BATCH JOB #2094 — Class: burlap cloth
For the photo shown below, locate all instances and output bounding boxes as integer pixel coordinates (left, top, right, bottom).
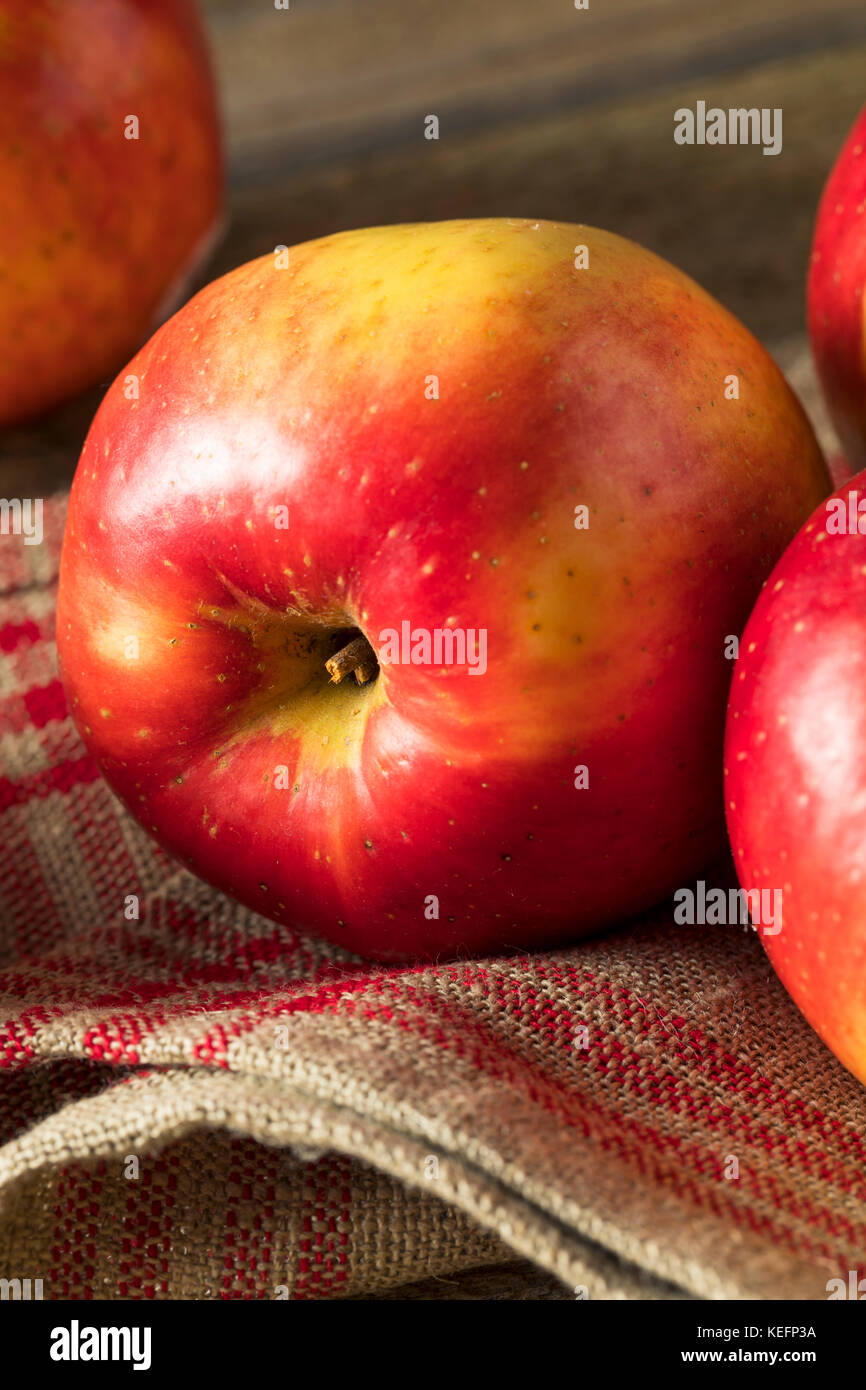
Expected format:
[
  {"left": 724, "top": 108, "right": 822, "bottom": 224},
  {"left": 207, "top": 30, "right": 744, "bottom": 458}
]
[{"left": 1, "top": 495, "right": 865, "bottom": 1301}]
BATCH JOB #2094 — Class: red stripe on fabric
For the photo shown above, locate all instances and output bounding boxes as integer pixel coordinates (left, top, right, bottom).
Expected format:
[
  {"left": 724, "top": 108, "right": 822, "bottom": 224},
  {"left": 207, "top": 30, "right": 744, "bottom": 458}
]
[
  {"left": 293, "top": 1155, "right": 350, "bottom": 1300},
  {"left": 436, "top": 961, "right": 866, "bottom": 1197},
  {"left": 83, "top": 1018, "right": 148, "bottom": 1066},
  {"left": 428, "top": 954, "right": 866, "bottom": 1175},
  {"left": 224, "top": 959, "right": 861, "bottom": 1260},
  {"left": 190, "top": 977, "right": 856, "bottom": 1255},
  {"left": 0, "top": 619, "right": 41, "bottom": 653},
  {"left": 384, "top": 967, "right": 866, "bottom": 1252},
  {"left": 84, "top": 978, "right": 388, "bottom": 1065},
  {"left": 0, "top": 691, "right": 50, "bottom": 736},
  {"left": 50, "top": 1167, "right": 99, "bottom": 1299},
  {"left": 6, "top": 945, "right": 864, "bottom": 1204},
  {"left": 532, "top": 960, "right": 866, "bottom": 1169},
  {"left": 6, "top": 963, "right": 865, "bottom": 1272},
  {"left": 190, "top": 977, "right": 393, "bottom": 1063},
  {"left": 117, "top": 1151, "right": 174, "bottom": 1298},
  {"left": 22, "top": 678, "right": 68, "bottom": 729},
  {"left": 0, "top": 754, "right": 100, "bottom": 812},
  {"left": 219, "top": 1141, "right": 280, "bottom": 1299},
  {"left": 0, "top": 1015, "right": 44, "bottom": 1067}
]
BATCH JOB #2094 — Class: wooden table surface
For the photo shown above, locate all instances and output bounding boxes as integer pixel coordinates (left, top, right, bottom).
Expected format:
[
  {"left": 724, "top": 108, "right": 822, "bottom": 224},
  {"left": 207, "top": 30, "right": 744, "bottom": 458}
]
[{"left": 2, "top": 0, "right": 864, "bottom": 1299}]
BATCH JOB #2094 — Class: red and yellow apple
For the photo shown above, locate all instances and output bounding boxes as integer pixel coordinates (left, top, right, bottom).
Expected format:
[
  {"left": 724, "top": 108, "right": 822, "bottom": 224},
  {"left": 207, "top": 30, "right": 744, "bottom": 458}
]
[
  {"left": 57, "top": 219, "right": 829, "bottom": 961},
  {"left": 0, "top": 0, "right": 222, "bottom": 427},
  {"left": 808, "top": 104, "right": 866, "bottom": 472},
  {"left": 725, "top": 473, "right": 866, "bottom": 1085}
]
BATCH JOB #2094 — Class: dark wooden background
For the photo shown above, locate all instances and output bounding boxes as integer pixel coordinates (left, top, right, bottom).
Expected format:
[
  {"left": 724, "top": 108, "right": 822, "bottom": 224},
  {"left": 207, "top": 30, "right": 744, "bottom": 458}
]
[
  {"left": 2, "top": 0, "right": 864, "bottom": 1299},
  {"left": 3, "top": 0, "right": 866, "bottom": 493}
]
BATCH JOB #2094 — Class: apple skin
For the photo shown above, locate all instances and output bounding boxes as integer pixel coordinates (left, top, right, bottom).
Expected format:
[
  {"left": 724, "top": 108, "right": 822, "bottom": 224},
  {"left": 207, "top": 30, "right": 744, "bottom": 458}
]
[
  {"left": 808, "top": 105, "right": 866, "bottom": 472},
  {"left": 0, "top": 0, "right": 222, "bottom": 427},
  {"left": 725, "top": 472, "right": 866, "bottom": 1085},
  {"left": 57, "top": 219, "right": 830, "bottom": 962}
]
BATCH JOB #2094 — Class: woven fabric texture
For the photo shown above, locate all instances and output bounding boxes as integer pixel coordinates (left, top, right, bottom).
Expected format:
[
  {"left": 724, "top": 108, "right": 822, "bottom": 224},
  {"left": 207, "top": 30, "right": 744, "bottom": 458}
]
[{"left": 1, "top": 495, "right": 865, "bottom": 1301}]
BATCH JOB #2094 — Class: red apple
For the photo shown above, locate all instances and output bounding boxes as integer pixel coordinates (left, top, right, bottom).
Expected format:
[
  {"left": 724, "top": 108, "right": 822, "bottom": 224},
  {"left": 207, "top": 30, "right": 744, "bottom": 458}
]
[
  {"left": 0, "top": 0, "right": 222, "bottom": 427},
  {"left": 57, "top": 218, "right": 829, "bottom": 962},
  {"left": 725, "top": 472, "right": 866, "bottom": 1084},
  {"left": 808, "top": 104, "right": 866, "bottom": 472}
]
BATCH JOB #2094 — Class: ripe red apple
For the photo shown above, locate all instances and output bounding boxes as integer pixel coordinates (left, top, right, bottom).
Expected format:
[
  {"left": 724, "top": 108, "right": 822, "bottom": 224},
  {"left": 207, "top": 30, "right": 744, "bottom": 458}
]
[
  {"left": 808, "top": 104, "right": 866, "bottom": 472},
  {"left": 57, "top": 219, "right": 829, "bottom": 962},
  {"left": 725, "top": 473, "right": 866, "bottom": 1084},
  {"left": 0, "top": 0, "right": 222, "bottom": 427}
]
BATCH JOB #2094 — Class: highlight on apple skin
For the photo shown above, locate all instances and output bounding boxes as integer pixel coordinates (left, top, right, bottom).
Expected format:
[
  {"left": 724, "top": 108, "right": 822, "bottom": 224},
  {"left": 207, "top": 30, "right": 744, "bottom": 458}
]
[
  {"left": 0, "top": 0, "right": 222, "bottom": 428},
  {"left": 725, "top": 472, "right": 866, "bottom": 1086},
  {"left": 56, "top": 218, "right": 830, "bottom": 962},
  {"left": 808, "top": 103, "right": 866, "bottom": 473}
]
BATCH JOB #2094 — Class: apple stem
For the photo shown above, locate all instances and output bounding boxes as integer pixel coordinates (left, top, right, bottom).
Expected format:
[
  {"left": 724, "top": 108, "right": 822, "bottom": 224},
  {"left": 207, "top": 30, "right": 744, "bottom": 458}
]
[{"left": 326, "top": 635, "right": 378, "bottom": 685}]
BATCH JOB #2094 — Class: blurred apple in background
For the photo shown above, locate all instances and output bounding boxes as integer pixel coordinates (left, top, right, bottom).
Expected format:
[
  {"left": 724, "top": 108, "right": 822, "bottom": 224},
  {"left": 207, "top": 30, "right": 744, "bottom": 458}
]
[
  {"left": 725, "top": 473, "right": 866, "bottom": 1086},
  {"left": 0, "top": 0, "right": 222, "bottom": 428},
  {"left": 808, "top": 103, "right": 866, "bottom": 473},
  {"left": 58, "top": 218, "right": 829, "bottom": 961}
]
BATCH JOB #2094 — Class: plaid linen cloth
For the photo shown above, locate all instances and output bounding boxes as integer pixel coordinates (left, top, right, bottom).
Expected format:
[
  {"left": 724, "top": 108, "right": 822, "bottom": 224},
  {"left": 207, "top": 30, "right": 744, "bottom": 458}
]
[{"left": 0, "top": 494, "right": 865, "bottom": 1300}]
